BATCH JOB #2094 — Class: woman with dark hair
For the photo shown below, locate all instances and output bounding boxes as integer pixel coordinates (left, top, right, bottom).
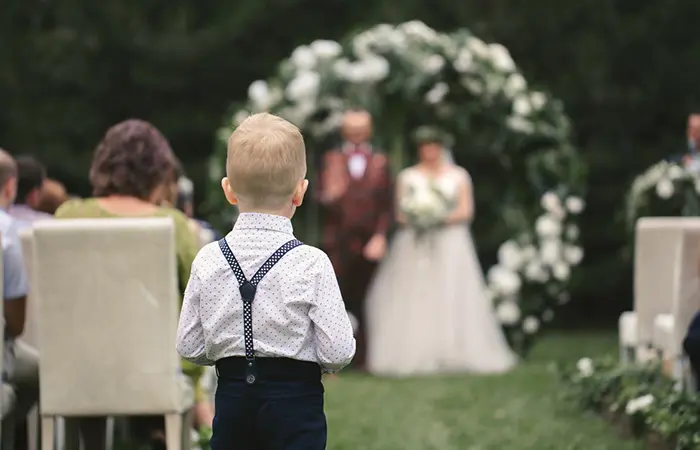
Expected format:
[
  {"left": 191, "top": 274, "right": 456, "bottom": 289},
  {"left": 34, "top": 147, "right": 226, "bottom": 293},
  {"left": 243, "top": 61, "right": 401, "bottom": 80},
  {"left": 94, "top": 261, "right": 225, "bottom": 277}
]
[{"left": 55, "top": 119, "right": 211, "bottom": 449}]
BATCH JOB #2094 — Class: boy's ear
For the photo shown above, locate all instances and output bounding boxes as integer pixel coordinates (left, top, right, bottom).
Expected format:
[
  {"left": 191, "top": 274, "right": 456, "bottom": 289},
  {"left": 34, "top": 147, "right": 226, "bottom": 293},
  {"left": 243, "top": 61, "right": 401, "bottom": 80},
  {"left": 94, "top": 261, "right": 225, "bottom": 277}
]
[
  {"left": 292, "top": 179, "right": 309, "bottom": 207},
  {"left": 221, "top": 177, "right": 238, "bottom": 205}
]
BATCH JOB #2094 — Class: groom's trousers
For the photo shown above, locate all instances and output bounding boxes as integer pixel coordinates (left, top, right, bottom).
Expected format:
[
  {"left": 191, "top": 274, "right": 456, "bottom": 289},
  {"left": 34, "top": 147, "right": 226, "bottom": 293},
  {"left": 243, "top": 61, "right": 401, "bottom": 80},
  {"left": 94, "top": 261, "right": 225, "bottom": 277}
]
[{"left": 210, "top": 357, "right": 326, "bottom": 450}]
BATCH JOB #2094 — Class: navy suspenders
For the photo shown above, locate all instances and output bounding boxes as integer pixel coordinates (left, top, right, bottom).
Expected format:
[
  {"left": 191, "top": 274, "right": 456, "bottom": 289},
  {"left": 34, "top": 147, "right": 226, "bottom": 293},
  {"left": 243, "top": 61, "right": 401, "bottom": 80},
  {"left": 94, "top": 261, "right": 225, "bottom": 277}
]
[{"left": 218, "top": 238, "right": 304, "bottom": 384}]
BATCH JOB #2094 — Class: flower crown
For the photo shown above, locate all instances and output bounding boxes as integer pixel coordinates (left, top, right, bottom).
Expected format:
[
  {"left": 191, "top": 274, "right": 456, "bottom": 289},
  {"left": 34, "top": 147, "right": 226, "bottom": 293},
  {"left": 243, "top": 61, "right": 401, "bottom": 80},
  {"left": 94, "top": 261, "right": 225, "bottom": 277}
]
[{"left": 413, "top": 126, "right": 454, "bottom": 148}]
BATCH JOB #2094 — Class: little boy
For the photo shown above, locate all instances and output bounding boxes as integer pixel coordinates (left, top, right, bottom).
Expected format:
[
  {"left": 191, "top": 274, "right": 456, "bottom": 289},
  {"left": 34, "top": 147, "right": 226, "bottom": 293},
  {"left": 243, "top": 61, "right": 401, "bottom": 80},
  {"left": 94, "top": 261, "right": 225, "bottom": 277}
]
[{"left": 176, "top": 113, "right": 356, "bottom": 450}]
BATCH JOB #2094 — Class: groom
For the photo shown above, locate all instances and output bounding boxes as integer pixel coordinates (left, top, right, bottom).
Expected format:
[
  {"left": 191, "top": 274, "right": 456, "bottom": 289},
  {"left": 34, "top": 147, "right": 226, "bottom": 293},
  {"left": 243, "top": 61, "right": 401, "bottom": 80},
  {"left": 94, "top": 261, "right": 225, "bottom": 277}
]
[{"left": 317, "top": 109, "right": 393, "bottom": 370}]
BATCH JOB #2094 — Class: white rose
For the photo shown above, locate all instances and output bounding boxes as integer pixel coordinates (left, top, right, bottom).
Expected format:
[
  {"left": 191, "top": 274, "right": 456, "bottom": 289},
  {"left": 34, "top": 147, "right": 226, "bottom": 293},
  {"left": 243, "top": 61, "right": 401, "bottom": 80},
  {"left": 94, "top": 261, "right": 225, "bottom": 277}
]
[
  {"left": 667, "top": 165, "right": 684, "bottom": 180},
  {"left": 310, "top": 39, "right": 342, "bottom": 59},
  {"left": 248, "top": 80, "right": 271, "bottom": 111},
  {"left": 359, "top": 55, "right": 390, "bottom": 82},
  {"left": 424, "top": 55, "right": 445, "bottom": 75},
  {"left": 540, "top": 239, "right": 561, "bottom": 265},
  {"left": 522, "top": 316, "right": 540, "bottom": 334},
  {"left": 552, "top": 262, "right": 570, "bottom": 281},
  {"left": 563, "top": 245, "right": 584, "bottom": 265},
  {"left": 542, "top": 309, "right": 554, "bottom": 322},
  {"left": 655, "top": 178, "right": 674, "bottom": 199},
  {"left": 290, "top": 45, "right": 317, "bottom": 70},
  {"left": 520, "top": 245, "right": 537, "bottom": 262},
  {"left": 504, "top": 73, "right": 527, "bottom": 98},
  {"left": 285, "top": 71, "right": 321, "bottom": 102},
  {"left": 462, "top": 78, "right": 484, "bottom": 95},
  {"left": 558, "top": 292, "right": 570, "bottom": 305},
  {"left": 506, "top": 116, "right": 535, "bottom": 134},
  {"left": 566, "top": 225, "right": 580, "bottom": 240},
  {"left": 489, "top": 43, "right": 515, "bottom": 72},
  {"left": 425, "top": 82, "right": 449, "bottom": 105},
  {"left": 466, "top": 36, "right": 490, "bottom": 58},
  {"left": 453, "top": 49, "right": 474, "bottom": 72},
  {"left": 625, "top": 394, "right": 654, "bottom": 415},
  {"left": 524, "top": 259, "right": 548, "bottom": 282},
  {"left": 513, "top": 96, "right": 532, "bottom": 116},
  {"left": 487, "top": 265, "right": 522, "bottom": 296},
  {"left": 535, "top": 215, "right": 562, "bottom": 237},
  {"left": 496, "top": 301, "right": 521, "bottom": 325},
  {"left": 529, "top": 91, "right": 547, "bottom": 110},
  {"left": 540, "top": 192, "right": 565, "bottom": 218},
  {"left": 576, "top": 357, "right": 594, "bottom": 377},
  {"left": 497, "top": 240, "right": 523, "bottom": 270},
  {"left": 565, "top": 196, "right": 585, "bottom": 214}
]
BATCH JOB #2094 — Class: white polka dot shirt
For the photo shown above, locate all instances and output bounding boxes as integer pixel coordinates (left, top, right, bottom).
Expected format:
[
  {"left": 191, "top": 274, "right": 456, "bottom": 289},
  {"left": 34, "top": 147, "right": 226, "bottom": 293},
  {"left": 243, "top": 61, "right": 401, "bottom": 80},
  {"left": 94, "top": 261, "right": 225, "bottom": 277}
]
[{"left": 176, "top": 212, "right": 356, "bottom": 373}]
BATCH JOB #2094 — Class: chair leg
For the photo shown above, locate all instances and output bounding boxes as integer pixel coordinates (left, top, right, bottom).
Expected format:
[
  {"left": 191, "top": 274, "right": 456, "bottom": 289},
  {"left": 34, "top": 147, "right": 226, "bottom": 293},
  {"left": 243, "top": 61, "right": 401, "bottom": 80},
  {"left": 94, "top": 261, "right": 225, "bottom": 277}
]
[
  {"left": 165, "top": 413, "right": 182, "bottom": 450},
  {"left": 105, "top": 417, "right": 114, "bottom": 450},
  {"left": 183, "top": 409, "right": 194, "bottom": 450},
  {"left": 41, "top": 417, "right": 54, "bottom": 450}
]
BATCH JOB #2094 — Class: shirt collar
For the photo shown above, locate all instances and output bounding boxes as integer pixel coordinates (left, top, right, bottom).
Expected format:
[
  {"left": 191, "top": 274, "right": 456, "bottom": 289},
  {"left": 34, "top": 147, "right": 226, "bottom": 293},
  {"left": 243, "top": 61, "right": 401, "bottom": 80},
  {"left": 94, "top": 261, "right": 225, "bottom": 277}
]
[{"left": 233, "top": 212, "right": 294, "bottom": 235}]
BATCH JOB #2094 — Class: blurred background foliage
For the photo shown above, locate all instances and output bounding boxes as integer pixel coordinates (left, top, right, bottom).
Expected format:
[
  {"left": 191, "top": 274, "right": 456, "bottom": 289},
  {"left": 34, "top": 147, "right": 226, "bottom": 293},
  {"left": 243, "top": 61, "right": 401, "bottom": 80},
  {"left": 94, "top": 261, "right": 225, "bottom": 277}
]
[{"left": 3, "top": 0, "right": 700, "bottom": 325}]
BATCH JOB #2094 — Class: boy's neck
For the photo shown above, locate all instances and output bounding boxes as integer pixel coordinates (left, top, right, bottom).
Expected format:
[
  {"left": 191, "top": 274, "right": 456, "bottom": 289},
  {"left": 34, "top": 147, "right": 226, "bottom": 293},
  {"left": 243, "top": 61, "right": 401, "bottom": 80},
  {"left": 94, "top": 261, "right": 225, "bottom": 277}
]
[{"left": 237, "top": 205, "right": 295, "bottom": 219}]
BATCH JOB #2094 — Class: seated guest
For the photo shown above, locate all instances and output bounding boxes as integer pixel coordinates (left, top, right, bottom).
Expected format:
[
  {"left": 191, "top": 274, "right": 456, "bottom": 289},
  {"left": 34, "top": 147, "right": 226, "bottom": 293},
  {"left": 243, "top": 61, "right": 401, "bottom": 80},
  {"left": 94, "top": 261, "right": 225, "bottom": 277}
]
[
  {"left": 0, "top": 149, "right": 40, "bottom": 447},
  {"left": 9, "top": 155, "right": 53, "bottom": 228},
  {"left": 683, "top": 310, "right": 700, "bottom": 390},
  {"left": 54, "top": 119, "right": 209, "bottom": 450},
  {"left": 35, "top": 179, "right": 68, "bottom": 215}
]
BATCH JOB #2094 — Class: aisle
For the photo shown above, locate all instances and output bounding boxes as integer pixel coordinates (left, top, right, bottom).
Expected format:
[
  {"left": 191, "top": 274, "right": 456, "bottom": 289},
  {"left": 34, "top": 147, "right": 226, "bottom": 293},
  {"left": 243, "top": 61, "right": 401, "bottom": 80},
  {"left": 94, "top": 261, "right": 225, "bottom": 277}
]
[{"left": 324, "top": 332, "right": 644, "bottom": 450}]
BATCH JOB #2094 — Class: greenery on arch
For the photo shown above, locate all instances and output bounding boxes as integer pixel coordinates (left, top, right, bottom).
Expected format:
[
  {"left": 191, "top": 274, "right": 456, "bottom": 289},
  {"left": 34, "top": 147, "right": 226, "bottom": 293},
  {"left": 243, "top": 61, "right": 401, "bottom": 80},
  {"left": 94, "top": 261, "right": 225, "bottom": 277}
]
[{"left": 211, "top": 21, "right": 586, "bottom": 355}]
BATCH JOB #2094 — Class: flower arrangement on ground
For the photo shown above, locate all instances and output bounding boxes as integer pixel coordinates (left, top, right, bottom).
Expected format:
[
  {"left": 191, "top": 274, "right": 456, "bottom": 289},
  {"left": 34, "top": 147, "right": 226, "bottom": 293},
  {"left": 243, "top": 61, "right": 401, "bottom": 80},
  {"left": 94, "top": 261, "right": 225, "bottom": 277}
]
[{"left": 211, "top": 20, "right": 586, "bottom": 354}]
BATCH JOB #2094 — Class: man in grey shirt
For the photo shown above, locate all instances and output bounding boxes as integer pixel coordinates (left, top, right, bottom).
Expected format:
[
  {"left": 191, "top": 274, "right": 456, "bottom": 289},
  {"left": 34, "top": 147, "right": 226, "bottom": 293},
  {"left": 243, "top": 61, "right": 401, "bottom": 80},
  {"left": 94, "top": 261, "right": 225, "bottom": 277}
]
[{"left": 0, "top": 149, "right": 39, "bottom": 446}]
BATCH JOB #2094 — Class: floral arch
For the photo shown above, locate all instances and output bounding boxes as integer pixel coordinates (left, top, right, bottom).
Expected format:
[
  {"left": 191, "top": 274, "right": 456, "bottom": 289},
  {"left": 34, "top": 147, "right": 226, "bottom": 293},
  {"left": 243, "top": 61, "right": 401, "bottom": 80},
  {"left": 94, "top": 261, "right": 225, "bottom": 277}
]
[{"left": 211, "top": 21, "right": 586, "bottom": 355}]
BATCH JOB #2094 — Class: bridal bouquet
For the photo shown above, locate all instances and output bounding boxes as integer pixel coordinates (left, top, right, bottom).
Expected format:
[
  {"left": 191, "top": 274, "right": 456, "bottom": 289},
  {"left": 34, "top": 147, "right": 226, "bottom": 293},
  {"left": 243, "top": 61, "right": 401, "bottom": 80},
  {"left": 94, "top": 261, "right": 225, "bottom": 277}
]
[{"left": 400, "top": 181, "right": 454, "bottom": 231}]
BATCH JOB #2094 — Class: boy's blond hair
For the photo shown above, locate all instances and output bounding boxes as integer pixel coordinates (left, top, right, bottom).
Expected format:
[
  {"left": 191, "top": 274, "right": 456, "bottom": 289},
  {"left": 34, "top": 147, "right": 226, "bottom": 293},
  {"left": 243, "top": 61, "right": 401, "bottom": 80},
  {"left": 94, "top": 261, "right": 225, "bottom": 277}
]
[{"left": 226, "top": 113, "right": 307, "bottom": 209}]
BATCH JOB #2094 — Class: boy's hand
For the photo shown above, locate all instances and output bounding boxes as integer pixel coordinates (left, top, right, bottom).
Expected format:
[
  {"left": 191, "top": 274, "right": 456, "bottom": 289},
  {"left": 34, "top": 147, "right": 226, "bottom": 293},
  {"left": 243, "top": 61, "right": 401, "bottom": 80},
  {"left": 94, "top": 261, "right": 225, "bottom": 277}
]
[{"left": 363, "top": 234, "right": 386, "bottom": 261}]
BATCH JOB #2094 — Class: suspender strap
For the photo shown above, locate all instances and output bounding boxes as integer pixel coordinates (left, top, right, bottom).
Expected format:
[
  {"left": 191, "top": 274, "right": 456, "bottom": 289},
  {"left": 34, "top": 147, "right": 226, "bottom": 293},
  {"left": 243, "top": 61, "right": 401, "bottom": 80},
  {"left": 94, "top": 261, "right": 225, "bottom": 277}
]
[{"left": 218, "top": 238, "right": 303, "bottom": 384}]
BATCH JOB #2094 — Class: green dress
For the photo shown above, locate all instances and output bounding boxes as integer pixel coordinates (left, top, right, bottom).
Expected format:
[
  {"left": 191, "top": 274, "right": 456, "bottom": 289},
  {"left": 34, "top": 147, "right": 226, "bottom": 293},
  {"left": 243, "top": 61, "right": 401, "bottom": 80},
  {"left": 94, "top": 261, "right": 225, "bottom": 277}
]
[{"left": 55, "top": 198, "right": 206, "bottom": 401}]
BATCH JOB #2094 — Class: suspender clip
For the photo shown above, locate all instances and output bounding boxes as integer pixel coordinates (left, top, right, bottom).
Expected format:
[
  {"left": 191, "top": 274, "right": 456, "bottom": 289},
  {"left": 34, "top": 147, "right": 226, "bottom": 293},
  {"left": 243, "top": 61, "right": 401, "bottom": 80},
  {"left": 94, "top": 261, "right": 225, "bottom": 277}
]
[{"left": 245, "top": 359, "right": 257, "bottom": 385}]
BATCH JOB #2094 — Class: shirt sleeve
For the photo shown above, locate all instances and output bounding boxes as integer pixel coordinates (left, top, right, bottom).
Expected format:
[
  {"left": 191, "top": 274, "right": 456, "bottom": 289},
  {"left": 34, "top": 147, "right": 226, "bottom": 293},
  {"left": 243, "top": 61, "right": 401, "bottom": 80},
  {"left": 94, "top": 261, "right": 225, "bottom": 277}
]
[
  {"left": 3, "top": 225, "right": 28, "bottom": 301},
  {"left": 176, "top": 264, "right": 213, "bottom": 366},
  {"left": 308, "top": 253, "right": 356, "bottom": 372}
]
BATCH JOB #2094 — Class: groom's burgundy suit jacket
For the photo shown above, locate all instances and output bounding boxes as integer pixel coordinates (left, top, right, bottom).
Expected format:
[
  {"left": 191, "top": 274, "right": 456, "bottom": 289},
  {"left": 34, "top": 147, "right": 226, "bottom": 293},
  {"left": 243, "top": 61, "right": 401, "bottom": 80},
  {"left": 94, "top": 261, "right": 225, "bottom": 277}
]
[{"left": 317, "top": 147, "right": 393, "bottom": 265}]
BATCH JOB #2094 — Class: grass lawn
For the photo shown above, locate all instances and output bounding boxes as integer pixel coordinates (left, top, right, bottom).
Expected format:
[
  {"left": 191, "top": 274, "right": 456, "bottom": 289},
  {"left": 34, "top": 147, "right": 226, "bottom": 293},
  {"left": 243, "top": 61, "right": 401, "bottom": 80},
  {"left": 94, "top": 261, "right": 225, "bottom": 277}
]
[{"left": 324, "top": 331, "right": 644, "bottom": 450}]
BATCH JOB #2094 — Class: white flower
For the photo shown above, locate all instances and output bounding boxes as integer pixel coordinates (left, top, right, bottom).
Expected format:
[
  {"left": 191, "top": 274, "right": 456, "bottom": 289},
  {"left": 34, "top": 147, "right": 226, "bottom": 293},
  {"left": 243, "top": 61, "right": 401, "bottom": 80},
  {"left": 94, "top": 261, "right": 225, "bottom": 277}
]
[
  {"left": 489, "top": 43, "right": 515, "bottom": 72},
  {"left": 535, "top": 214, "right": 562, "bottom": 237},
  {"left": 625, "top": 394, "right": 654, "bottom": 415},
  {"left": 565, "top": 196, "right": 585, "bottom": 214},
  {"left": 357, "top": 55, "right": 390, "bottom": 82},
  {"left": 520, "top": 245, "right": 537, "bottom": 262},
  {"left": 453, "top": 49, "right": 474, "bottom": 72},
  {"left": 542, "top": 309, "right": 554, "bottom": 322},
  {"left": 462, "top": 78, "right": 484, "bottom": 95},
  {"left": 310, "top": 39, "right": 342, "bottom": 59},
  {"left": 576, "top": 357, "right": 594, "bottom": 377},
  {"left": 506, "top": 116, "right": 535, "bottom": 134},
  {"left": 540, "top": 192, "right": 565, "bottom": 218},
  {"left": 466, "top": 36, "right": 490, "bottom": 58},
  {"left": 425, "top": 82, "right": 449, "bottom": 105},
  {"left": 540, "top": 239, "right": 561, "bottom": 265},
  {"left": 498, "top": 240, "right": 523, "bottom": 270},
  {"left": 513, "top": 96, "right": 532, "bottom": 116},
  {"left": 233, "top": 110, "right": 250, "bottom": 126},
  {"left": 529, "top": 91, "right": 547, "bottom": 110},
  {"left": 552, "top": 262, "right": 570, "bottom": 281},
  {"left": 290, "top": 45, "right": 317, "bottom": 70},
  {"left": 563, "top": 245, "right": 584, "bottom": 265},
  {"left": 524, "top": 259, "right": 548, "bottom": 282},
  {"left": 424, "top": 55, "right": 445, "bottom": 75},
  {"left": 496, "top": 301, "right": 521, "bottom": 325},
  {"left": 557, "top": 292, "right": 570, "bottom": 305},
  {"left": 285, "top": 71, "right": 321, "bottom": 102},
  {"left": 566, "top": 225, "right": 580, "bottom": 241},
  {"left": 667, "top": 165, "right": 684, "bottom": 180},
  {"left": 487, "top": 265, "right": 522, "bottom": 296},
  {"left": 522, "top": 316, "right": 540, "bottom": 334},
  {"left": 655, "top": 178, "right": 674, "bottom": 199},
  {"left": 504, "top": 73, "right": 527, "bottom": 97},
  {"left": 248, "top": 80, "right": 271, "bottom": 111}
]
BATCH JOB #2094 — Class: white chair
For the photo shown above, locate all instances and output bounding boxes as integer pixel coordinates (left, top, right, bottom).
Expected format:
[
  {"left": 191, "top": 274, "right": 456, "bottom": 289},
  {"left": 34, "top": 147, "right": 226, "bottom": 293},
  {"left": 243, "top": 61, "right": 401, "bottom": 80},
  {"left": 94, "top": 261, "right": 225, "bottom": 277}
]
[
  {"left": 623, "top": 218, "right": 690, "bottom": 362},
  {"left": 619, "top": 311, "right": 637, "bottom": 364},
  {"left": 33, "top": 218, "right": 194, "bottom": 450},
  {"left": 648, "top": 219, "right": 700, "bottom": 389}
]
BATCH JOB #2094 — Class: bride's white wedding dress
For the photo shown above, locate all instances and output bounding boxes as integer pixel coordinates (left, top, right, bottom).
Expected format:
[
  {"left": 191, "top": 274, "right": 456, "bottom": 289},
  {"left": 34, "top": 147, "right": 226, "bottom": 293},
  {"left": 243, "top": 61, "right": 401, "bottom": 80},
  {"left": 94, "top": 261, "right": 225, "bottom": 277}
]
[{"left": 366, "top": 166, "right": 517, "bottom": 376}]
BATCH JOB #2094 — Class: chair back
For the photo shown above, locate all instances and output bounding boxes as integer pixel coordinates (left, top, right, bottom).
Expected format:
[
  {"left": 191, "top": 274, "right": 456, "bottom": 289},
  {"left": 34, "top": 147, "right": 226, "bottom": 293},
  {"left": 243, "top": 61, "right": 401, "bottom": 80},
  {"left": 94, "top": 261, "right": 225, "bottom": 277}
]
[
  {"left": 33, "top": 218, "right": 182, "bottom": 415},
  {"left": 19, "top": 229, "right": 40, "bottom": 349},
  {"left": 634, "top": 218, "right": 690, "bottom": 348},
  {"left": 669, "top": 220, "right": 700, "bottom": 357}
]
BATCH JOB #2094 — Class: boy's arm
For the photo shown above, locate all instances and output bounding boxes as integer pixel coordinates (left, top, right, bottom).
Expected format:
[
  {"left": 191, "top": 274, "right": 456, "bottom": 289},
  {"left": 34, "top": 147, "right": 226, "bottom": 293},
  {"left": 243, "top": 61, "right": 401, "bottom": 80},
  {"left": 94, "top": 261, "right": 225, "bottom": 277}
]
[
  {"left": 176, "top": 268, "right": 213, "bottom": 366},
  {"left": 308, "top": 253, "right": 356, "bottom": 372}
]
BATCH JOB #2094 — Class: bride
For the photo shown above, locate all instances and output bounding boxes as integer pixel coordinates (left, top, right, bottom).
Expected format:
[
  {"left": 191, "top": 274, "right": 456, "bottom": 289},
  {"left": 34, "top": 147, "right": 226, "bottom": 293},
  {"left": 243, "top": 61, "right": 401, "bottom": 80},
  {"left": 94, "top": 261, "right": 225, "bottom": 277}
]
[{"left": 366, "top": 127, "right": 517, "bottom": 377}]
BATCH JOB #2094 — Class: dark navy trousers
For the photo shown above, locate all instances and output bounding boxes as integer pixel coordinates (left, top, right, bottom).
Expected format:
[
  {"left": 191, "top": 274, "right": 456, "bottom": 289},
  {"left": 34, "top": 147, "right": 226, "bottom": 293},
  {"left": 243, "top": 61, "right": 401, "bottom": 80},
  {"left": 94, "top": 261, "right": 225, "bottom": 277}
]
[{"left": 211, "top": 379, "right": 327, "bottom": 450}]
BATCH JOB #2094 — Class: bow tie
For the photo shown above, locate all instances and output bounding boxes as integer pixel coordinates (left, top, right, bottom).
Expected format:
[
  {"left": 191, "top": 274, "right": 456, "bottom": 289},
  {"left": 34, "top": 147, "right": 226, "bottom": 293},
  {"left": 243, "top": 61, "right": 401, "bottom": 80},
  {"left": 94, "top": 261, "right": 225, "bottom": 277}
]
[{"left": 348, "top": 144, "right": 369, "bottom": 156}]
